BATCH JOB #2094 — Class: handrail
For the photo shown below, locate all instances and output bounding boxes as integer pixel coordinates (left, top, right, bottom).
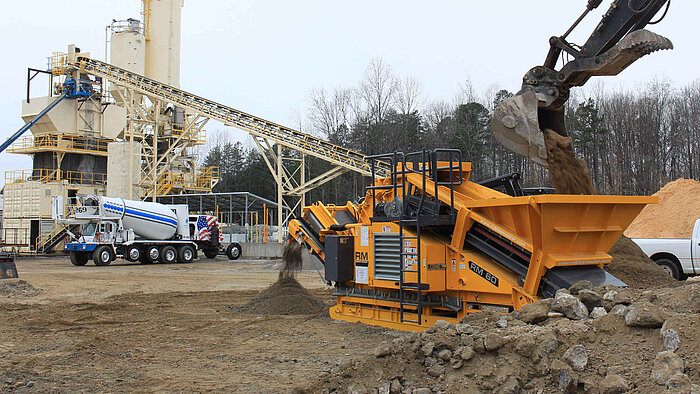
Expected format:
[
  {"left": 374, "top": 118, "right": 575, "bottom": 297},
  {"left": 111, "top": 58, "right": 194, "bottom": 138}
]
[
  {"left": 8, "top": 133, "right": 110, "bottom": 155},
  {"left": 5, "top": 168, "right": 107, "bottom": 185}
]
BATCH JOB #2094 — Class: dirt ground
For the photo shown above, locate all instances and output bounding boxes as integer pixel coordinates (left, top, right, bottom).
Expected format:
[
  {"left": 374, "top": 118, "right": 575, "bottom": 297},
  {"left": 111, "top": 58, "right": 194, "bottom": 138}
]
[{"left": 0, "top": 256, "right": 391, "bottom": 392}]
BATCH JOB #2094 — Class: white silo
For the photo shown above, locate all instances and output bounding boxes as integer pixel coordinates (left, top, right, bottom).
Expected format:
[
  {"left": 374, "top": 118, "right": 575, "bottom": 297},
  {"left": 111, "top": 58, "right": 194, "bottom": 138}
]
[
  {"left": 109, "top": 18, "right": 146, "bottom": 104},
  {"left": 110, "top": 18, "right": 146, "bottom": 75},
  {"left": 145, "top": 0, "right": 183, "bottom": 87}
]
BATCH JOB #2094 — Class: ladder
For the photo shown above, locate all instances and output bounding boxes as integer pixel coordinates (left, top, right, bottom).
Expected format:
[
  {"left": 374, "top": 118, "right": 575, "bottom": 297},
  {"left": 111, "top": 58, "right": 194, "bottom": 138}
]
[
  {"left": 367, "top": 150, "right": 463, "bottom": 325},
  {"left": 73, "top": 57, "right": 390, "bottom": 177}
]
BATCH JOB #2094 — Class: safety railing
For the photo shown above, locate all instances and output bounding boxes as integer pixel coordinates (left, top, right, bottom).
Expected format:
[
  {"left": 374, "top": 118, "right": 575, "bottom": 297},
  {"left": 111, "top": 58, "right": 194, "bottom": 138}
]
[
  {"left": 154, "top": 166, "right": 220, "bottom": 196},
  {"left": 35, "top": 222, "right": 67, "bottom": 253},
  {"left": 50, "top": 52, "right": 70, "bottom": 76},
  {"left": 8, "top": 133, "right": 109, "bottom": 155},
  {"left": 0, "top": 228, "right": 30, "bottom": 247},
  {"left": 5, "top": 169, "right": 107, "bottom": 185}
]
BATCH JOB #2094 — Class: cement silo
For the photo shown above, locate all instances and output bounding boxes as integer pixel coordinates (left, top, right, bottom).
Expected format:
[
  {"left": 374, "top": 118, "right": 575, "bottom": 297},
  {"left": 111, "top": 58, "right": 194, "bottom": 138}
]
[
  {"left": 145, "top": 0, "right": 183, "bottom": 87},
  {"left": 109, "top": 18, "right": 146, "bottom": 104},
  {"left": 110, "top": 18, "right": 146, "bottom": 75}
]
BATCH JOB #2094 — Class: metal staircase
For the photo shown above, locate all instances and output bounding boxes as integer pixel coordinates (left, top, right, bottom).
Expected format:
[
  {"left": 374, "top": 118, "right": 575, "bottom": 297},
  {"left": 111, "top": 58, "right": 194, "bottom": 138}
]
[
  {"left": 73, "top": 57, "right": 390, "bottom": 177},
  {"left": 35, "top": 223, "right": 79, "bottom": 254},
  {"left": 367, "top": 149, "right": 463, "bottom": 325}
]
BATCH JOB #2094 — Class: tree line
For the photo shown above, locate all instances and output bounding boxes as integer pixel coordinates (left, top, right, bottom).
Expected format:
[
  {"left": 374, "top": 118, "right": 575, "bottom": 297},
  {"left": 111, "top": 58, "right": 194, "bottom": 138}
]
[{"left": 203, "top": 58, "right": 700, "bottom": 205}]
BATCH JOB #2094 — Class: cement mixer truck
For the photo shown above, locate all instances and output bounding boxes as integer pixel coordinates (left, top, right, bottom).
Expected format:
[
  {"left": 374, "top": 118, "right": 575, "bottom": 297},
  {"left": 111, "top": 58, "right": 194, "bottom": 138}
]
[{"left": 58, "top": 195, "right": 242, "bottom": 266}]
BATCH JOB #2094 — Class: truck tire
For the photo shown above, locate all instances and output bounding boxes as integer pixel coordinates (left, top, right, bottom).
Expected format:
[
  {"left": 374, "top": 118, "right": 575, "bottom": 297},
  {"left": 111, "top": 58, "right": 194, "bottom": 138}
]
[
  {"left": 654, "top": 257, "right": 684, "bottom": 280},
  {"left": 160, "top": 246, "right": 178, "bottom": 264},
  {"left": 204, "top": 249, "right": 218, "bottom": 259},
  {"left": 142, "top": 246, "right": 160, "bottom": 264},
  {"left": 93, "top": 246, "right": 114, "bottom": 266},
  {"left": 178, "top": 245, "right": 195, "bottom": 263},
  {"left": 125, "top": 246, "right": 141, "bottom": 262},
  {"left": 69, "top": 251, "right": 89, "bottom": 266},
  {"left": 226, "top": 243, "right": 242, "bottom": 260}
]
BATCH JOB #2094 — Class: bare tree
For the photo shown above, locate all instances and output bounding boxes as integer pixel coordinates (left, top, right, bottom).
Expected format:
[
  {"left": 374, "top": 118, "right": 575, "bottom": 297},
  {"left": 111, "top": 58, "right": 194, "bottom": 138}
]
[
  {"left": 307, "top": 87, "right": 353, "bottom": 143},
  {"left": 359, "top": 58, "right": 398, "bottom": 124},
  {"left": 394, "top": 76, "right": 424, "bottom": 115}
]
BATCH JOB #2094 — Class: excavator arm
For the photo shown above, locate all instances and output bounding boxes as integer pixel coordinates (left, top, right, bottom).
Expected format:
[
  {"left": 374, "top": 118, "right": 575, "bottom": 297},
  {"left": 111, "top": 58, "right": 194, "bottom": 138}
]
[{"left": 492, "top": 0, "right": 672, "bottom": 166}]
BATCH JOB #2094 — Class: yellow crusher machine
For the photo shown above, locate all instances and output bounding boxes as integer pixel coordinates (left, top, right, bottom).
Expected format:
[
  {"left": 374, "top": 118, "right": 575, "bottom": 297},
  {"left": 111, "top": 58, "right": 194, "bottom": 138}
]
[{"left": 289, "top": 150, "right": 656, "bottom": 331}]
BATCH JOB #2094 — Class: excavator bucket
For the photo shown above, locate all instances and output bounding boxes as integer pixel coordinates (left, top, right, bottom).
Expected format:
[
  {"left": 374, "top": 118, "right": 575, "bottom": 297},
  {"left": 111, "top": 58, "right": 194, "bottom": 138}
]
[
  {"left": 492, "top": 30, "right": 672, "bottom": 168},
  {"left": 492, "top": 91, "right": 548, "bottom": 167},
  {"left": 0, "top": 253, "right": 19, "bottom": 279}
]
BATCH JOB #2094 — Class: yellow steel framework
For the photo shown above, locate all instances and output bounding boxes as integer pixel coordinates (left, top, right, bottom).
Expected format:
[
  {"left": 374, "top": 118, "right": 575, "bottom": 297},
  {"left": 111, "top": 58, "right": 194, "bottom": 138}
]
[
  {"left": 155, "top": 166, "right": 219, "bottom": 196},
  {"left": 5, "top": 169, "right": 106, "bottom": 185},
  {"left": 8, "top": 133, "right": 110, "bottom": 156},
  {"left": 68, "top": 56, "right": 389, "bottom": 238},
  {"left": 48, "top": 52, "right": 218, "bottom": 199}
]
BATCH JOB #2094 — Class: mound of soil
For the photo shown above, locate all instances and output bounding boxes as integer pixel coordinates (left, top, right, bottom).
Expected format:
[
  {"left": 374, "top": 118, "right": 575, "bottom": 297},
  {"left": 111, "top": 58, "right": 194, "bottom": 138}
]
[
  {"left": 0, "top": 280, "right": 40, "bottom": 297},
  {"left": 606, "top": 236, "right": 678, "bottom": 288},
  {"left": 238, "top": 277, "right": 326, "bottom": 315},
  {"left": 625, "top": 178, "right": 700, "bottom": 239},
  {"left": 301, "top": 282, "right": 700, "bottom": 393}
]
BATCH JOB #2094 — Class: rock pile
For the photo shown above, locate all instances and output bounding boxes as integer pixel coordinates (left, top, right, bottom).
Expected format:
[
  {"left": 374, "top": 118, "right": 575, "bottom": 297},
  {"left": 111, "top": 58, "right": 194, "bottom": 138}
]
[{"left": 300, "top": 281, "right": 700, "bottom": 393}]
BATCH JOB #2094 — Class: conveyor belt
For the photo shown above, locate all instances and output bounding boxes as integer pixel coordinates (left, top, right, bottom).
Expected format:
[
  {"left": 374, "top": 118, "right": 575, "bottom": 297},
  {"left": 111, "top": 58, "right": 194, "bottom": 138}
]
[{"left": 74, "top": 57, "right": 389, "bottom": 177}]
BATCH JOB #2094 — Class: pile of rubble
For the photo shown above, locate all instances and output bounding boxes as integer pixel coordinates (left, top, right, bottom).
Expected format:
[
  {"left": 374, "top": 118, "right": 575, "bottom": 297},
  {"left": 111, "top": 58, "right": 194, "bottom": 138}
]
[{"left": 301, "top": 281, "right": 700, "bottom": 393}]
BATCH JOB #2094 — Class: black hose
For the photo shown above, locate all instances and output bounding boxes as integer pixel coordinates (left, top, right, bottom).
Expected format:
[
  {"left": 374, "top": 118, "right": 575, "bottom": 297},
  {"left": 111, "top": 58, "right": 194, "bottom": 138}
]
[
  {"left": 628, "top": 0, "right": 654, "bottom": 14},
  {"left": 648, "top": 0, "right": 671, "bottom": 24}
]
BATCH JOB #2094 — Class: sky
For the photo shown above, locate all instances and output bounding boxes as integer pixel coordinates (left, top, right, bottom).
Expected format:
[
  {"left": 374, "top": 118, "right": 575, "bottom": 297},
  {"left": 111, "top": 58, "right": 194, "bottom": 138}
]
[{"left": 1, "top": 0, "right": 697, "bottom": 189}]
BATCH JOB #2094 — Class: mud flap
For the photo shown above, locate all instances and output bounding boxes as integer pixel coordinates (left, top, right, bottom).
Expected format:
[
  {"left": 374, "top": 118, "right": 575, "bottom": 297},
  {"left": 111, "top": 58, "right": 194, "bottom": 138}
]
[
  {"left": 0, "top": 256, "right": 19, "bottom": 279},
  {"left": 492, "top": 91, "right": 548, "bottom": 167}
]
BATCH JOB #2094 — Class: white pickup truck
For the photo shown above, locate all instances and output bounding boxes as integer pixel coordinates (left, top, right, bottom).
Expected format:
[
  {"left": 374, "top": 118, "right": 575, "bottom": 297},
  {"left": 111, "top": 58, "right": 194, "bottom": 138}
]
[{"left": 631, "top": 218, "right": 700, "bottom": 280}]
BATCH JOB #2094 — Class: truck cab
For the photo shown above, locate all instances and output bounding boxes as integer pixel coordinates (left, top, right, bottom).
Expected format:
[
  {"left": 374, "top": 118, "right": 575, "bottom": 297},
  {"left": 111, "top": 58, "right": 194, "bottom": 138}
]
[{"left": 632, "top": 218, "right": 700, "bottom": 280}]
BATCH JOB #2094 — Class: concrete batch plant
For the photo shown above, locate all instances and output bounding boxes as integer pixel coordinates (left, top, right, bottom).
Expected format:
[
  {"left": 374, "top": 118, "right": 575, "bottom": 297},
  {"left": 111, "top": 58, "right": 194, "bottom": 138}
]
[{"left": 2, "top": 0, "right": 219, "bottom": 253}]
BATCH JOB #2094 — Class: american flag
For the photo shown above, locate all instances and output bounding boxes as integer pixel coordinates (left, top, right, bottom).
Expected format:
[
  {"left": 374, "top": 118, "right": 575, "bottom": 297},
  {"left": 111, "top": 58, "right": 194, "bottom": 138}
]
[{"left": 195, "top": 215, "right": 222, "bottom": 241}]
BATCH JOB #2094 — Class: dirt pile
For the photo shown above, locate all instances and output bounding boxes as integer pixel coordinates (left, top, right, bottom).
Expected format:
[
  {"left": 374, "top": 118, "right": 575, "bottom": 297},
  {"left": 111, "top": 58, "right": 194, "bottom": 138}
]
[
  {"left": 543, "top": 129, "right": 597, "bottom": 195},
  {"left": 238, "top": 277, "right": 326, "bottom": 315},
  {"left": 605, "top": 236, "right": 678, "bottom": 288},
  {"left": 625, "top": 178, "right": 700, "bottom": 239},
  {"left": 238, "top": 243, "right": 325, "bottom": 315},
  {"left": 301, "top": 282, "right": 700, "bottom": 393},
  {"left": 0, "top": 280, "right": 40, "bottom": 297}
]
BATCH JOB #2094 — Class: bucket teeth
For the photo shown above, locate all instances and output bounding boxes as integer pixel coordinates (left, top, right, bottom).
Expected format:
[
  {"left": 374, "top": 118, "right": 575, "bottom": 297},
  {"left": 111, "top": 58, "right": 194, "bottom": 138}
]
[{"left": 568, "top": 29, "right": 673, "bottom": 79}]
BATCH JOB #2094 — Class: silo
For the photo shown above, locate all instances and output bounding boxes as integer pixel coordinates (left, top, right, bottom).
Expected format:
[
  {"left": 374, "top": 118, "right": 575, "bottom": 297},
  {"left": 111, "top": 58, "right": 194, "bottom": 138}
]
[
  {"left": 106, "top": 141, "right": 142, "bottom": 200},
  {"left": 145, "top": 0, "right": 183, "bottom": 87},
  {"left": 110, "top": 18, "right": 146, "bottom": 75},
  {"left": 109, "top": 19, "right": 146, "bottom": 103}
]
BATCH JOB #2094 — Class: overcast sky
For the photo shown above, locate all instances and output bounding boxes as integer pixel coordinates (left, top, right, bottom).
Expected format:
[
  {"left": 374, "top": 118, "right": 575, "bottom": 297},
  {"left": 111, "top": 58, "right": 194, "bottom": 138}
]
[{"left": 1, "top": 0, "right": 697, "bottom": 189}]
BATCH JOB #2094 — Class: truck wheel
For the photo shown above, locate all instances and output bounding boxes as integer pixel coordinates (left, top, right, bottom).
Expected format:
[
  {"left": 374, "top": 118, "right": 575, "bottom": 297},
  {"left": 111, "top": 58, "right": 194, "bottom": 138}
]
[
  {"left": 204, "top": 249, "right": 218, "bottom": 259},
  {"left": 178, "top": 245, "right": 195, "bottom": 263},
  {"left": 142, "top": 246, "right": 160, "bottom": 264},
  {"left": 226, "top": 243, "right": 242, "bottom": 260},
  {"left": 93, "top": 246, "right": 113, "bottom": 266},
  {"left": 160, "top": 246, "right": 178, "bottom": 264},
  {"left": 69, "top": 251, "right": 89, "bottom": 266},
  {"left": 654, "top": 257, "right": 683, "bottom": 280},
  {"left": 125, "top": 246, "right": 141, "bottom": 262}
]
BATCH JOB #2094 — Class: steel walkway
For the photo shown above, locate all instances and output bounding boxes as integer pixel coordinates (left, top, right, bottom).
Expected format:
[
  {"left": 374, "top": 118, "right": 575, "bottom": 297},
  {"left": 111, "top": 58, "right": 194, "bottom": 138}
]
[{"left": 74, "top": 57, "right": 389, "bottom": 177}]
